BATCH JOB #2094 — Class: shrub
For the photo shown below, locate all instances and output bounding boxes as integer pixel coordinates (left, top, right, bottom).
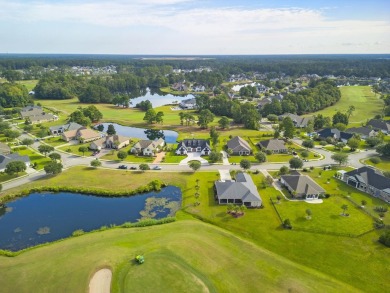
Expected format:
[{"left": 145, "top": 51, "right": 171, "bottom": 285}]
[
  {"left": 378, "top": 230, "right": 390, "bottom": 247},
  {"left": 374, "top": 206, "right": 388, "bottom": 213},
  {"left": 325, "top": 193, "right": 331, "bottom": 198},
  {"left": 370, "top": 157, "right": 381, "bottom": 164},
  {"left": 72, "top": 229, "right": 85, "bottom": 237},
  {"left": 320, "top": 141, "right": 327, "bottom": 146},
  {"left": 283, "top": 219, "right": 292, "bottom": 229}
]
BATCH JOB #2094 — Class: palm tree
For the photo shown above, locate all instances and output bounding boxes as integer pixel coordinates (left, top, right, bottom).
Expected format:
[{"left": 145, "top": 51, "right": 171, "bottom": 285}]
[
  {"left": 361, "top": 200, "right": 367, "bottom": 207},
  {"left": 239, "top": 205, "right": 247, "bottom": 215},
  {"left": 306, "top": 209, "right": 312, "bottom": 219},
  {"left": 227, "top": 203, "right": 234, "bottom": 214},
  {"left": 276, "top": 195, "right": 282, "bottom": 203},
  {"left": 341, "top": 204, "right": 348, "bottom": 216}
]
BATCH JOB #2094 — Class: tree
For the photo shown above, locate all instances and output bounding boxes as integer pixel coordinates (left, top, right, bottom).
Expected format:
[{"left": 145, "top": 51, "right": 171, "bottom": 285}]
[
  {"left": 38, "top": 144, "right": 54, "bottom": 156},
  {"left": 91, "top": 159, "right": 102, "bottom": 168},
  {"left": 3, "top": 129, "right": 20, "bottom": 141},
  {"left": 346, "top": 105, "right": 356, "bottom": 119},
  {"left": 334, "top": 123, "right": 347, "bottom": 131},
  {"left": 376, "top": 143, "right": 390, "bottom": 157},
  {"left": 23, "top": 124, "right": 33, "bottom": 132},
  {"left": 5, "top": 161, "right": 26, "bottom": 175},
  {"left": 301, "top": 150, "right": 309, "bottom": 159},
  {"left": 361, "top": 200, "right": 367, "bottom": 207},
  {"left": 44, "top": 161, "right": 63, "bottom": 175},
  {"left": 283, "top": 218, "right": 292, "bottom": 229},
  {"left": 289, "top": 157, "right": 303, "bottom": 170},
  {"left": 117, "top": 150, "right": 128, "bottom": 161},
  {"left": 265, "top": 175, "right": 274, "bottom": 187},
  {"left": 21, "top": 138, "right": 34, "bottom": 146},
  {"left": 332, "top": 111, "right": 349, "bottom": 126},
  {"left": 78, "top": 146, "right": 88, "bottom": 156},
  {"left": 306, "top": 209, "right": 312, "bottom": 219},
  {"left": 281, "top": 117, "right": 295, "bottom": 139},
  {"left": 209, "top": 126, "right": 219, "bottom": 147},
  {"left": 136, "top": 100, "right": 153, "bottom": 111},
  {"left": 279, "top": 165, "right": 289, "bottom": 175},
  {"left": 218, "top": 116, "right": 230, "bottom": 129},
  {"left": 255, "top": 152, "right": 267, "bottom": 163},
  {"left": 267, "top": 114, "right": 278, "bottom": 122},
  {"left": 143, "top": 109, "right": 156, "bottom": 124},
  {"left": 155, "top": 111, "right": 164, "bottom": 124},
  {"left": 365, "top": 136, "right": 382, "bottom": 147},
  {"left": 347, "top": 137, "right": 360, "bottom": 151},
  {"left": 331, "top": 153, "right": 349, "bottom": 165},
  {"left": 276, "top": 195, "right": 282, "bottom": 203},
  {"left": 208, "top": 151, "right": 222, "bottom": 163},
  {"left": 198, "top": 109, "right": 214, "bottom": 129},
  {"left": 96, "top": 124, "right": 104, "bottom": 132},
  {"left": 139, "top": 163, "right": 150, "bottom": 171},
  {"left": 48, "top": 152, "right": 61, "bottom": 162},
  {"left": 240, "top": 159, "right": 251, "bottom": 170},
  {"left": 302, "top": 140, "right": 314, "bottom": 149},
  {"left": 188, "top": 160, "right": 201, "bottom": 171},
  {"left": 106, "top": 124, "right": 116, "bottom": 135},
  {"left": 341, "top": 204, "right": 348, "bottom": 216},
  {"left": 378, "top": 230, "right": 390, "bottom": 247}
]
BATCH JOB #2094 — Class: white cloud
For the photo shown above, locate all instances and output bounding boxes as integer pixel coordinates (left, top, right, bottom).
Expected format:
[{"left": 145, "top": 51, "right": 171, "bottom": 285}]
[{"left": 0, "top": 0, "right": 389, "bottom": 54}]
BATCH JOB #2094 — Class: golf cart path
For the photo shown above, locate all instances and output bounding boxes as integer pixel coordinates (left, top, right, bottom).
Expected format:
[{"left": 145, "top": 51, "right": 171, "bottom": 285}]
[{"left": 89, "top": 268, "right": 112, "bottom": 293}]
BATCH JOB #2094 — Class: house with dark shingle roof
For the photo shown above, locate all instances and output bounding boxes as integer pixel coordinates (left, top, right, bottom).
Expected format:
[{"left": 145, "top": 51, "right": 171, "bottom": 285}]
[
  {"left": 226, "top": 136, "right": 252, "bottom": 155},
  {"left": 342, "top": 166, "right": 390, "bottom": 203},
  {"left": 175, "top": 139, "right": 211, "bottom": 156},
  {"left": 366, "top": 119, "right": 390, "bottom": 134},
  {"left": 280, "top": 174, "right": 325, "bottom": 199},
  {"left": 49, "top": 122, "right": 83, "bottom": 135},
  {"left": 346, "top": 127, "right": 377, "bottom": 139},
  {"left": 279, "top": 113, "right": 313, "bottom": 128},
  {"left": 257, "top": 139, "right": 287, "bottom": 153},
  {"left": 214, "top": 172, "right": 262, "bottom": 207},
  {"left": 316, "top": 128, "right": 353, "bottom": 143},
  {"left": 0, "top": 153, "right": 30, "bottom": 172}
]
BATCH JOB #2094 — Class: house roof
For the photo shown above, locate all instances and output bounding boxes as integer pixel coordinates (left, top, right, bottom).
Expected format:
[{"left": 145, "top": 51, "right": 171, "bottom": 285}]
[
  {"left": 346, "top": 126, "right": 375, "bottom": 136},
  {"left": 345, "top": 166, "right": 390, "bottom": 191},
  {"left": 0, "top": 153, "right": 30, "bottom": 170},
  {"left": 0, "top": 142, "right": 11, "bottom": 154},
  {"left": 227, "top": 136, "right": 251, "bottom": 153},
  {"left": 279, "top": 113, "right": 313, "bottom": 128},
  {"left": 133, "top": 138, "right": 164, "bottom": 150},
  {"left": 281, "top": 174, "right": 325, "bottom": 195},
  {"left": 177, "top": 139, "right": 210, "bottom": 150},
  {"left": 29, "top": 113, "right": 55, "bottom": 122},
  {"left": 20, "top": 106, "right": 43, "bottom": 118},
  {"left": 50, "top": 122, "right": 84, "bottom": 132},
  {"left": 316, "top": 128, "right": 353, "bottom": 141},
  {"left": 62, "top": 129, "right": 78, "bottom": 139},
  {"left": 366, "top": 119, "right": 390, "bottom": 132},
  {"left": 258, "top": 139, "right": 287, "bottom": 151},
  {"left": 180, "top": 98, "right": 196, "bottom": 105},
  {"left": 215, "top": 172, "right": 262, "bottom": 203},
  {"left": 78, "top": 128, "right": 100, "bottom": 140},
  {"left": 106, "top": 135, "right": 130, "bottom": 144}
]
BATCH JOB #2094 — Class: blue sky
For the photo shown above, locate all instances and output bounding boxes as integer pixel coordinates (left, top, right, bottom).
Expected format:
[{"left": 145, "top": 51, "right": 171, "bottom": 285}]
[{"left": 0, "top": 0, "right": 389, "bottom": 54}]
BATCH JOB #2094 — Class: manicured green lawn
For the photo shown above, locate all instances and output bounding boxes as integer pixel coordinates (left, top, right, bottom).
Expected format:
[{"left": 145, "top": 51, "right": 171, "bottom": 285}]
[
  {"left": 16, "top": 80, "right": 38, "bottom": 91},
  {"left": 13, "top": 146, "right": 51, "bottom": 170},
  {"left": 102, "top": 149, "right": 155, "bottom": 163},
  {"left": 363, "top": 156, "right": 390, "bottom": 171},
  {"left": 0, "top": 172, "right": 26, "bottom": 183},
  {"left": 306, "top": 86, "right": 383, "bottom": 125},
  {"left": 43, "top": 136, "right": 68, "bottom": 147},
  {"left": 58, "top": 143, "right": 94, "bottom": 157}
]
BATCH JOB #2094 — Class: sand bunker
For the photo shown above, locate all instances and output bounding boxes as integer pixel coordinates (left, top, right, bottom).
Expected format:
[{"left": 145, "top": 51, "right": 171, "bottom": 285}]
[{"left": 89, "top": 268, "right": 112, "bottom": 293}]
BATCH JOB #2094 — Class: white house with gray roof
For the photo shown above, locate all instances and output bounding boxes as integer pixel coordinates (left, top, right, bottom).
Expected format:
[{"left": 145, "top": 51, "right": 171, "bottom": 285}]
[
  {"left": 214, "top": 172, "right": 262, "bottom": 207},
  {"left": 280, "top": 174, "right": 325, "bottom": 199},
  {"left": 257, "top": 139, "right": 287, "bottom": 153},
  {"left": 0, "top": 153, "right": 30, "bottom": 172}
]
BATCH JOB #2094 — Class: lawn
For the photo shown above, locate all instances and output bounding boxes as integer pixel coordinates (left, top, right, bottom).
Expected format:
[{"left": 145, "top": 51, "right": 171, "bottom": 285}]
[
  {"left": 0, "top": 168, "right": 389, "bottom": 292},
  {"left": 58, "top": 143, "right": 94, "bottom": 157},
  {"left": 101, "top": 148, "right": 155, "bottom": 163},
  {"left": 0, "top": 220, "right": 355, "bottom": 293},
  {"left": 0, "top": 172, "right": 26, "bottom": 183},
  {"left": 306, "top": 86, "right": 383, "bottom": 125},
  {"left": 43, "top": 136, "right": 68, "bottom": 147},
  {"left": 16, "top": 80, "right": 38, "bottom": 91},
  {"left": 363, "top": 156, "right": 390, "bottom": 171},
  {"left": 13, "top": 146, "right": 51, "bottom": 170}
]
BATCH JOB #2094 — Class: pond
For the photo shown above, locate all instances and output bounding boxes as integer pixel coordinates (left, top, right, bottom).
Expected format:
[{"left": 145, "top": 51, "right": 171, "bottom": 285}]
[
  {"left": 130, "top": 88, "right": 195, "bottom": 108},
  {"left": 100, "top": 123, "right": 178, "bottom": 143},
  {"left": 0, "top": 186, "right": 181, "bottom": 251}
]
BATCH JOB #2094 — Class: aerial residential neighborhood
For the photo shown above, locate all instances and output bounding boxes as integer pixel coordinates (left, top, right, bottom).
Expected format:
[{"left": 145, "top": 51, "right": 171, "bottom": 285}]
[{"left": 0, "top": 1, "right": 389, "bottom": 293}]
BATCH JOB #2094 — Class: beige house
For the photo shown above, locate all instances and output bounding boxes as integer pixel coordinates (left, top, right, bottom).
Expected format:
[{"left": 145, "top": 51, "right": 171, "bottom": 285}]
[
  {"left": 61, "top": 127, "right": 101, "bottom": 142},
  {"left": 130, "top": 138, "right": 165, "bottom": 156},
  {"left": 90, "top": 135, "right": 131, "bottom": 150}
]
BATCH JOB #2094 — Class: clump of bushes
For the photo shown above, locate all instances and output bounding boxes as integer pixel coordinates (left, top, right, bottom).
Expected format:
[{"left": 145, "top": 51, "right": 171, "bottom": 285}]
[
  {"left": 283, "top": 218, "right": 292, "bottom": 229},
  {"left": 378, "top": 229, "right": 390, "bottom": 247},
  {"left": 370, "top": 157, "right": 382, "bottom": 164}
]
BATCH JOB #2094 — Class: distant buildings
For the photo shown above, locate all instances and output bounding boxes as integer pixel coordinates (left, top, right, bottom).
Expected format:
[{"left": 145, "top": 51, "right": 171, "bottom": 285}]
[{"left": 20, "top": 106, "right": 57, "bottom": 124}]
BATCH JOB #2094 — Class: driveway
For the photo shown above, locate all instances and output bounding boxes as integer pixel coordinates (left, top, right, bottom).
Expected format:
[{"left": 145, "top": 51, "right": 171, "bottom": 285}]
[
  {"left": 179, "top": 152, "right": 209, "bottom": 165},
  {"left": 220, "top": 151, "right": 230, "bottom": 165},
  {"left": 218, "top": 170, "right": 232, "bottom": 182}
]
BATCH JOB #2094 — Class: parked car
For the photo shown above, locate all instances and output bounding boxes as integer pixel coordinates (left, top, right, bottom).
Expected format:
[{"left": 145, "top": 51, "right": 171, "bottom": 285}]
[
  {"left": 292, "top": 151, "right": 297, "bottom": 155},
  {"left": 118, "top": 165, "right": 128, "bottom": 169},
  {"left": 153, "top": 166, "right": 162, "bottom": 170},
  {"left": 323, "top": 165, "right": 331, "bottom": 170},
  {"left": 130, "top": 166, "right": 137, "bottom": 170}
]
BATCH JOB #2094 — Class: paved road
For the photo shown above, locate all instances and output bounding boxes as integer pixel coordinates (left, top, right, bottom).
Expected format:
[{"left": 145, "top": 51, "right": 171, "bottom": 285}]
[{"left": 1, "top": 132, "right": 378, "bottom": 192}]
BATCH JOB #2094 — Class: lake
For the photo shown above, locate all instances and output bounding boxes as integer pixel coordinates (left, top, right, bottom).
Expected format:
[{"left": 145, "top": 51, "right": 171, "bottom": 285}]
[
  {"left": 100, "top": 123, "right": 178, "bottom": 143},
  {"left": 130, "top": 88, "right": 195, "bottom": 108},
  {"left": 0, "top": 186, "right": 181, "bottom": 251}
]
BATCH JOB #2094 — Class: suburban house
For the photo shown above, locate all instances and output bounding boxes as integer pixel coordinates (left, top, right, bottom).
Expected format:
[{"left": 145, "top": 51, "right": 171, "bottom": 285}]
[
  {"left": 257, "top": 98, "right": 272, "bottom": 109},
  {"left": 130, "top": 138, "right": 165, "bottom": 156},
  {"left": 257, "top": 139, "right": 288, "bottom": 153},
  {"left": 61, "top": 127, "right": 101, "bottom": 142},
  {"left": 90, "top": 135, "right": 131, "bottom": 151},
  {"left": 192, "top": 85, "right": 205, "bottom": 92},
  {"left": 279, "top": 113, "right": 313, "bottom": 128},
  {"left": 346, "top": 127, "right": 377, "bottom": 139},
  {"left": 0, "top": 142, "right": 11, "bottom": 155},
  {"left": 366, "top": 119, "right": 390, "bottom": 134},
  {"left": 226, "top": 136, "right": 252, "bottom": 155},
  {"left": 342, "top": 166, "right": 390, "bottom": 203},
  {"left": 214, "top": 172, "right": 262, "bottom": 207},
  {"left": 179, "top": 98, "right": 197, "bottom": 110},
  {"left": 316, "top": 128, "right": 353, "bottom": 143},
  {"left": 20, "top": 106, "right": 57, "bottom": 124},
  {"left": 280, "top": 174, "right": 325, "bottom": 199},
  {"left": 0, "top": 153, "right": 30, "bottom": 172},
  {"left": 49, "top": 122, "right": 83, "bottom": 135},
  {"left": 172, "top": 82, "right": 188, "bottom": 92},
  {"left": 175, "top": 139, "right": 211, "bottom": 156}
]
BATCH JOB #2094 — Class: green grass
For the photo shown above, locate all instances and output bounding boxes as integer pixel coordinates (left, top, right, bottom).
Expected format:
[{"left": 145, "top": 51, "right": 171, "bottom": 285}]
[
  {"left": 58, "top": 143, "right": 94, "bottom": 156},
  {"left": 0, "top": 168, "right": 389, "bottom": 292},
  {"left": 16, "top": 80, "right": 38, "bottom": 91},
  {"left": 0, "top": 172, "right": 26, "bottom": 183},
  {"left": 13, "top": 146, "right": 51, "bottom": 170},
  {"left": 363, "top": 156, "right": 390, "bottom": 171},
  {"left": 43, "top": 136, "right": 68, "bottom": 147},
  {"left": 306, "top": 86, "right": 383, "bottom": 125}
]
